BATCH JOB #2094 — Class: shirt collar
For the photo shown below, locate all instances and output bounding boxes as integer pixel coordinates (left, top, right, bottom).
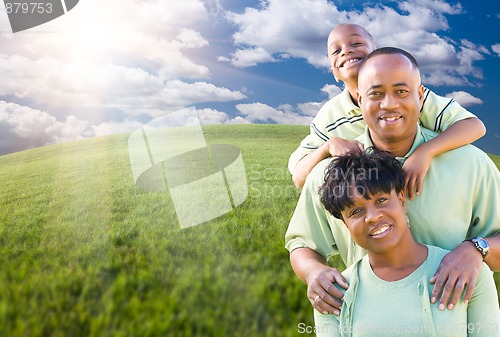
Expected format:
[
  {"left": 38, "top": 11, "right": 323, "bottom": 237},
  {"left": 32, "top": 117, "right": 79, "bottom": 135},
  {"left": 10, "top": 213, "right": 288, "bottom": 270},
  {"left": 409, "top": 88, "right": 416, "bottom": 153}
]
[
  {"left": 358, "top": 124, "right": 426, "bottom": 162},
  {"left": 338, "top": 87, "right": 361, "bottom": 116}
]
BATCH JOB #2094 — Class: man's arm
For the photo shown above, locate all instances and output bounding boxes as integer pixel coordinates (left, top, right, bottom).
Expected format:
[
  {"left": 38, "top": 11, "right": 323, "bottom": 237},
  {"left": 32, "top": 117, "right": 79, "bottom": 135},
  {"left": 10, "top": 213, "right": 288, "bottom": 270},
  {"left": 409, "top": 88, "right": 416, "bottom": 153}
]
[
  {"left": 484, "top": 233, "right": 500, "bottom": 270},
  {"left": 429, "top": 232, "right": 500, "bottom": 311},
  {"left": 290, "top": 247, "right": 347, "bottom": 315}
]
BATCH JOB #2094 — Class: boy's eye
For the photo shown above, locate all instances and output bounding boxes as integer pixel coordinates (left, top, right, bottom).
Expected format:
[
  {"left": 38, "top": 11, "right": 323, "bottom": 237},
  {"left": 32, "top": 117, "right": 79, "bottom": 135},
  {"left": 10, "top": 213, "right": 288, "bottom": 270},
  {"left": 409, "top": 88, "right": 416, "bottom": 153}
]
[
  {"left": 352, "top": 42, "right": 362, "bottom": 47},
  {"left": 331, "top": 49, "right": 340, "bottom": 56}
]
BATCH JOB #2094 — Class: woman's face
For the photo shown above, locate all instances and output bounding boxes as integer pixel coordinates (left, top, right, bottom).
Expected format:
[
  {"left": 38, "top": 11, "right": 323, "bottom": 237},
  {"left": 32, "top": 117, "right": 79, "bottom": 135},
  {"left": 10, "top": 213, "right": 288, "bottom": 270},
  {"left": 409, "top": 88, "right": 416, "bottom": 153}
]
[{"left": 340, "top": 188, "right": 408, "bottom": 254}]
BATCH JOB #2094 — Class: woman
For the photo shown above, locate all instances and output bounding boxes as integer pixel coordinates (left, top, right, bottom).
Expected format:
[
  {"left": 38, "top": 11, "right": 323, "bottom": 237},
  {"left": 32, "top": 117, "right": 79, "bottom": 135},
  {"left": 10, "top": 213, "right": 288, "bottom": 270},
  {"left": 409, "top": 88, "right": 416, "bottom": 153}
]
[{"left": 315, "top": 150, "right": 499, "bottom": 336}]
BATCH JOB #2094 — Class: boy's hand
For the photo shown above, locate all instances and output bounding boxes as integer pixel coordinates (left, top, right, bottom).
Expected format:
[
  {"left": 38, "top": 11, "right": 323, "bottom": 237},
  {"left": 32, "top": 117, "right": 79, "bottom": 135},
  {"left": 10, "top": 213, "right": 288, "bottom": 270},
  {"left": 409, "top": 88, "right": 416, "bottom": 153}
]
[
  {"left": 325, "top": 137, "right": 364, "bottom": 157},
  {"left": 306, "top": 265, "right": 348, "bottom": 316},
  {"left": 402, "top": 146, "right": 433, "bottom": 200}
]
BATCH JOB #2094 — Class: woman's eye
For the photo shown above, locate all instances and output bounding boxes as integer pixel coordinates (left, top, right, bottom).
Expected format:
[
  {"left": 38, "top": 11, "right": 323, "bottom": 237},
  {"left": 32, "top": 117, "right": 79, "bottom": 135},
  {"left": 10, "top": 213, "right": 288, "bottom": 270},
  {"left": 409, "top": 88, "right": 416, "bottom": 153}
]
[
  {"left": 376, "top": 198, "right": 387, "bottom": 204},
  {"left": 349, "top": 208, "right": 361, "bottom": 217}
]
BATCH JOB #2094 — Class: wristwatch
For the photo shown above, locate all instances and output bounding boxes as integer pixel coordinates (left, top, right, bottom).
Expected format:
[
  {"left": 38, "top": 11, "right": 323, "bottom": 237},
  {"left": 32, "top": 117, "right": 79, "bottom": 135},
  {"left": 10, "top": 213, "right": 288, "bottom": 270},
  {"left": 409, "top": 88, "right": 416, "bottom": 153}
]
[{"left": 465, "top": 237, "right": 489, "bottom": 259}]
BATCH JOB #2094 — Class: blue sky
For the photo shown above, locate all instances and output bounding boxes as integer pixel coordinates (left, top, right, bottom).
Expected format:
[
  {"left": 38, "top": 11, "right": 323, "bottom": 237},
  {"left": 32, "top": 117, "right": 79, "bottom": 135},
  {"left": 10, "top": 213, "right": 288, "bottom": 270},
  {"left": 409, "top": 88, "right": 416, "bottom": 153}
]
[{"left": 0, "top": 0, "right": 498, "bottom": 155}]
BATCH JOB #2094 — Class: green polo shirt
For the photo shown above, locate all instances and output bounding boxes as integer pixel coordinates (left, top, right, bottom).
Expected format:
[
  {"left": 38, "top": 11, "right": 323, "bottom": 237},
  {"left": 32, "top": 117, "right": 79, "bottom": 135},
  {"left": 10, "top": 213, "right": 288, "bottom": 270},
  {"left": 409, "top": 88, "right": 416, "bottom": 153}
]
[
  {"left": 288, "top": 87, "right": 477, "bottom": 174},
  {"left": 285, "top": 126, "right": 500, "bottom": 267}
]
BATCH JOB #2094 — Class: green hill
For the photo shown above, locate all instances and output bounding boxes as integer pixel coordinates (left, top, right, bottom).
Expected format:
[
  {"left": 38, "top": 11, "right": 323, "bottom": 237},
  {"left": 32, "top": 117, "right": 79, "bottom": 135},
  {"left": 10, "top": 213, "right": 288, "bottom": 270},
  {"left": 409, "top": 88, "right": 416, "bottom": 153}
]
[{"left": 0, "top": 124, "right": 499, "bottom": 337}]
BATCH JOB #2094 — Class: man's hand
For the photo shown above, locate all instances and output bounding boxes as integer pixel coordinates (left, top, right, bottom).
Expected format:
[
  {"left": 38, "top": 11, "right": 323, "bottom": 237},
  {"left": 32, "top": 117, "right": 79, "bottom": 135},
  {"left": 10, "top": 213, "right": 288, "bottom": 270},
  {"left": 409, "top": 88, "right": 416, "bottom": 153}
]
[
  {"left": 402, "top": 145, "right": 433, "bottom": 200},
  {"left": 429, "top": 241, "right": 483, "bottom": 310},
  {"left": 306, "top": 264, "right": 348, "bottom": 316},
  {"left": 325, "top": 137, "right": 364, "bottom": 157},
  {"left": 290, "top": 248, "right": 349, "bottom": 316}
]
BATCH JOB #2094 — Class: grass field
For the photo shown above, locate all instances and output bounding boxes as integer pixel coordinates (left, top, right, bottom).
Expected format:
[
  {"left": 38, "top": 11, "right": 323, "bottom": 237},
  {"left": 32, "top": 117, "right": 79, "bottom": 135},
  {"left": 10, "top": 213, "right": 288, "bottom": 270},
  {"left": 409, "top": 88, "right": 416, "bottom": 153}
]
[{"left": 0, "top": 124, "right": 498, "bottom": 337}]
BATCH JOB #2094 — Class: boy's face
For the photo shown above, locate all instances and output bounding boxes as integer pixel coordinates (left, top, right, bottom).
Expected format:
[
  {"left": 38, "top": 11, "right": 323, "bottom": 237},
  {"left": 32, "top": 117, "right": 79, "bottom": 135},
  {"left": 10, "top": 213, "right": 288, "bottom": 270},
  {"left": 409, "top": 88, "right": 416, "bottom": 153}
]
[{"left": 327, "top": 24, "right": 375, "bottom": 83}]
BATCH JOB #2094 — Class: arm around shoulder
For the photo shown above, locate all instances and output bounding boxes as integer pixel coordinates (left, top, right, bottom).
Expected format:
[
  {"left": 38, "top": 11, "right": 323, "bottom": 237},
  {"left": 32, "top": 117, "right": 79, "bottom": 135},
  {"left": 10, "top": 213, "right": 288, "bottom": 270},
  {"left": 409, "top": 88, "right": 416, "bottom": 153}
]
[{"left": 465, "top": 262, "right": 500, "bottom": 337}]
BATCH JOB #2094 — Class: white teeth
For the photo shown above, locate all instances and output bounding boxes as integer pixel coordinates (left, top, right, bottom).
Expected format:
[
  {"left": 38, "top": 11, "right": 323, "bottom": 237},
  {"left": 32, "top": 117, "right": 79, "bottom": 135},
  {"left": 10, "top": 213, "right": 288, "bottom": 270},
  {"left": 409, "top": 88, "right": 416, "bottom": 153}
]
[
  {"left": 382, "top": 116, "right": 400, "bottom": 122},
  {"left": 371, "top": 225, "right": 390, "bottom": 236},
  {"left": 341, "top": 58, "right": 360, "bottom": 67}
]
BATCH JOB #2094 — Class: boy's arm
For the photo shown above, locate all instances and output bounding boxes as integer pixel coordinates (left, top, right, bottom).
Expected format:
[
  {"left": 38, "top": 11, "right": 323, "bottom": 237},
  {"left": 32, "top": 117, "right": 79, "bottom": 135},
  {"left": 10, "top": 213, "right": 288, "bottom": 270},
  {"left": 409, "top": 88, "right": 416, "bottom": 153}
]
[
  {"left": 403, "top": 117, "right": 486, "bottom": 199},
  {"left": 292, "top": 138, "right": 364, "bottom": 189}
]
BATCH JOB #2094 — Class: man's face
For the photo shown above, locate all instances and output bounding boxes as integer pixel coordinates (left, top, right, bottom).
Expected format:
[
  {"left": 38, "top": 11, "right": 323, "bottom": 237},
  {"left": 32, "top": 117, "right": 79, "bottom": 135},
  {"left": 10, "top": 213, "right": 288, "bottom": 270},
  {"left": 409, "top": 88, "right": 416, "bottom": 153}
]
[
  {"left": 327, "top": 24, "right": 375, "bottom": 83},
  {"left": 357, "top": 54, "right": 424, "bottom": 144}
]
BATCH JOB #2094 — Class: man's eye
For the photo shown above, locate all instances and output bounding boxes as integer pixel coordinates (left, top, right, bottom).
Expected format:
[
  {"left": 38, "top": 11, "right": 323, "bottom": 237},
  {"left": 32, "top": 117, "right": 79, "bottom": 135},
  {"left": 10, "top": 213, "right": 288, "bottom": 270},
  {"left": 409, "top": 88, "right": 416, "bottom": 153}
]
[{"left": 368, "top": 92, "right": 382, "bottom": 98}]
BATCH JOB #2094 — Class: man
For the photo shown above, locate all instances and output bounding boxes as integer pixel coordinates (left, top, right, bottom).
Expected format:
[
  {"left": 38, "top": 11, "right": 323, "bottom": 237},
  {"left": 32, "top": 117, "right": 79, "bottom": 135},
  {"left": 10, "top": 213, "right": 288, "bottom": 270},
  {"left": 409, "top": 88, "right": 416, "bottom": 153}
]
[
  {"left": 285, "top": 47, "right": 500, "bottom": 316},
  {"left": 289, "top": 24, "right": 485, "bottom": 199}
]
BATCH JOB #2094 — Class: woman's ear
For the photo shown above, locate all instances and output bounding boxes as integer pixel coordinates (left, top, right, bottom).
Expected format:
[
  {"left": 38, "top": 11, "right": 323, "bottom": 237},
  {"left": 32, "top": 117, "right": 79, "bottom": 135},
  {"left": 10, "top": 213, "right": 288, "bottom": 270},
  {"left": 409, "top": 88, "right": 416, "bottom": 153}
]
[{"left": 398, "top": 190, "right": 407, "bottom": 212}]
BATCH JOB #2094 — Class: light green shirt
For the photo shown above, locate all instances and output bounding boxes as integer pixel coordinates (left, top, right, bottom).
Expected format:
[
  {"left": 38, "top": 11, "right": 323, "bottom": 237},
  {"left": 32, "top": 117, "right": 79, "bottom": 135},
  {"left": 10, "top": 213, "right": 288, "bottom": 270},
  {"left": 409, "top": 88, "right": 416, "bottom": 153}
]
[
  {"left": 288, "top": 87, "right": 476, "bottom": 174},
  {"left": 314, "top": 246, "right": 500, "bottom": 337},
  {"left": 285, "top": 126, "right": 500, "bottom": 266}
]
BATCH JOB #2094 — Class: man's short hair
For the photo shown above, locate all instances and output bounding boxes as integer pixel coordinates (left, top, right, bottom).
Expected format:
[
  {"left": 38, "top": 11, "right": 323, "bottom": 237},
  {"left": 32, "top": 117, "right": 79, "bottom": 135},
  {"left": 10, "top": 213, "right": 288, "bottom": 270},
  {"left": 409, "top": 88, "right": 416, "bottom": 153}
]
[
  {"left": 319, "top": 150, "right": 405, "bottom": 220},
  {"left": 358, "top": 47, "right": 420, "bottom": 75}
]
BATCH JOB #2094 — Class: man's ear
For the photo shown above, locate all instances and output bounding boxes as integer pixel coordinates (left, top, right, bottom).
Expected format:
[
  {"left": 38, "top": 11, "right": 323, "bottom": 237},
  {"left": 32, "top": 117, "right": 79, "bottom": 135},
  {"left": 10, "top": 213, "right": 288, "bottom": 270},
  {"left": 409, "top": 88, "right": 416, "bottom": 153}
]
[
  {"left": 418, "top": 84, "right": 425, "bottom": 104},
  {"left": 357, "top": 91, "right": 362, "bottom": 106}
]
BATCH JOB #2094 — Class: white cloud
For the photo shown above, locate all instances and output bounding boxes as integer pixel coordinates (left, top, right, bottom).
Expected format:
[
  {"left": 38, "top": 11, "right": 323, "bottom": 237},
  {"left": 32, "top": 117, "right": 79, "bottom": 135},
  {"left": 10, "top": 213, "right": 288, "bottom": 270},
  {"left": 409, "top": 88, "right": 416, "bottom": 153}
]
[
  {"left": 226, "top": 116, "right": 251, "bottom": 124},
  {"left": 225, "top": 0, "right": 340, "bottom": 68},
  {"left": 491, "top": 44, "right": 500, "bottom": 57},
  {"left": 0, "top": 101, "right": 89, "bottom": 155},
  {"left": 224, "top": 0, "right": 487, "bottom": 86},
  {"left": 159, "top": 80, "right": 246, "bottom": 107},
  {"left": 297, "top": 102, "right": 323, "bottom": 117},
  {"left": 0, "top": 0, "right": 251, "bottom": 154},
  {"left": 177, "top": 28, "right": 210, "bottom": 49},
  {"left": 91, "top": 120, "right": 143, "bottom": 138},
  {"left": 197, "top": 108, "right": 230, "bottom": 124},
  {"left": 229, "top": 47, "right": 276, "bottom": 68},
  {"left": 321, "top": 84, "right": 343, "bottom": 99},
  {"left": 445, "top": 91, "right": 483, "bottom": 107},
  {"left": 235, "top": 102, "right": 313, "bottom": 125}
]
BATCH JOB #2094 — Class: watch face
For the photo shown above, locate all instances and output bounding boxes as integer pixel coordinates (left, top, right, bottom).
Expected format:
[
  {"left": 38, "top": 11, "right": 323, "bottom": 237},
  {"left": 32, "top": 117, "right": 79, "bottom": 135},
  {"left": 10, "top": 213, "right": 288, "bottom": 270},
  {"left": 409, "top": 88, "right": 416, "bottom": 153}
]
[{"left": 478, "top": 239, "right": 488, "bottom": 249}]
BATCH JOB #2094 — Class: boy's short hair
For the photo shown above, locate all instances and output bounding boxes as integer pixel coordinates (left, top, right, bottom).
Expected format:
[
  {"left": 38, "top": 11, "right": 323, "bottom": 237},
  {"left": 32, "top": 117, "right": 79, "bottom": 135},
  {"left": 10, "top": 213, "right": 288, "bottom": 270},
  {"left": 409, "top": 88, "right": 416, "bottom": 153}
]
[{"left": 319, "top": 149, "right": 405, "bottom": 220}]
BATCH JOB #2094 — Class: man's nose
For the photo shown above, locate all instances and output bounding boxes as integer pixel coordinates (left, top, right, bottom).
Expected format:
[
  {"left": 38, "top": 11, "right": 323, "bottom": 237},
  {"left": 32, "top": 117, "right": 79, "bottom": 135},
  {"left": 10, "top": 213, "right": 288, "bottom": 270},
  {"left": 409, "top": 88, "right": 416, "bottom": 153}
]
[{"left": 380, "top": 94, "right": 400, "bottom": 110}]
